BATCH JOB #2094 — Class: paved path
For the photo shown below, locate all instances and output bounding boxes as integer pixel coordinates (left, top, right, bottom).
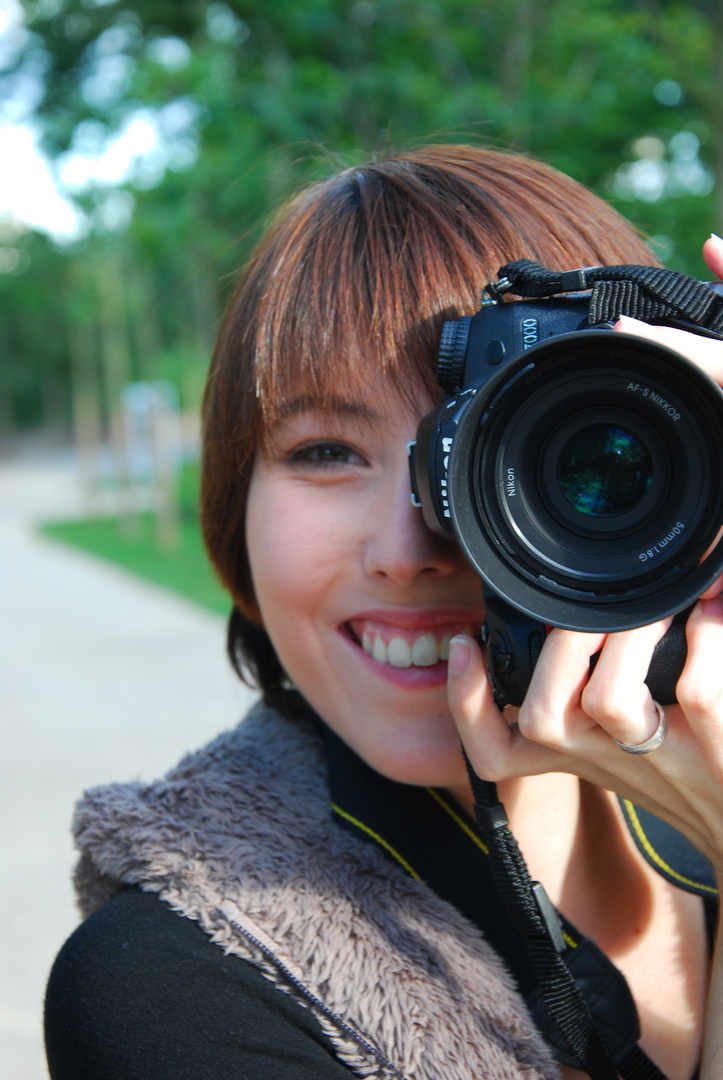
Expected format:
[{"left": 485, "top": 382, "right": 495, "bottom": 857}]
[{"left": 0, "top": 441, "right": 257, "bottom": 1079}]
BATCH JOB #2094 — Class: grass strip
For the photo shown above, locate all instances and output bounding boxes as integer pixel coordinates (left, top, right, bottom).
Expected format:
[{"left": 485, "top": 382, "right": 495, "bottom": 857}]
[{"left": 40, "top": 512, "right": 231, "bottom": 617}]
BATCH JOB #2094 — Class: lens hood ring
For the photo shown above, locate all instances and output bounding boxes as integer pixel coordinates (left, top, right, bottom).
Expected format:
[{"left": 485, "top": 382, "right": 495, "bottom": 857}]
[{"left": 445, "top": 330, "right": 723, "bottom": 632}]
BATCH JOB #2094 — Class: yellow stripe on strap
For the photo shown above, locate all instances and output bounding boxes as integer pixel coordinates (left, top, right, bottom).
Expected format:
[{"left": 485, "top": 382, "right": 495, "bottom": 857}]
[
  {"left": 425, "top": 788, "right": 489, "bottom": 856},
  {"left": 622, "top": 799, "right": 718, "bottom": 895},
  {"left": 428, "top": 788, "right": 579, "bottom": 947},
  {"left": 330, "top": 802, "right": 422, "bottom": 880}
]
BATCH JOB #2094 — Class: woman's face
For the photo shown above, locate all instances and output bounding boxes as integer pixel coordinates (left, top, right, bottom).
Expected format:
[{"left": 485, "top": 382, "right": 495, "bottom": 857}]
[{"left": 245, "top": 373, "right": 486, "bottom": 788}]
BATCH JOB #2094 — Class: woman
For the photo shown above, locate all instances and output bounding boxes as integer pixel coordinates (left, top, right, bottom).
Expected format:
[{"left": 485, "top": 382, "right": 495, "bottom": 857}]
[{"left": 45, "top": 146, "right": 723, "bottom": 1080}]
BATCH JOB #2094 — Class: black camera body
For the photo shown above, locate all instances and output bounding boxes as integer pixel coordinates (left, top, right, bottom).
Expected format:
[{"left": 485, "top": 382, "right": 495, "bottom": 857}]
[{"left": 410, "top": 267, "right": 723, "bottom": 707}]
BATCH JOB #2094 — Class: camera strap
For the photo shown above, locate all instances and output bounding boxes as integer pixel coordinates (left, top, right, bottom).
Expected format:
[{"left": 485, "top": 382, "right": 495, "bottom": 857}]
[
  {"left": 485, "top": 259, "right": 723, "bottom": 338},
  {"left": 462, "top": 749, "right": 670, "bottom": 1080}
]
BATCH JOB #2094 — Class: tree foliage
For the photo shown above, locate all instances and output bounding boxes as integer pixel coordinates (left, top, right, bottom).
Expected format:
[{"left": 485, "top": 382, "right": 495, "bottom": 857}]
[{"left": 2, "top": 0, "right": 721, "bottom": 431}]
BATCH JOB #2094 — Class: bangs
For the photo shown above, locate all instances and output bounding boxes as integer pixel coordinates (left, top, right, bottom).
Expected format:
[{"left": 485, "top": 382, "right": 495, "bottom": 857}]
[
  {"left": 249, "top": 162, "right": 498, "bottom": 431},
  {"left": 242, "top": 148, "right": 657, "bottom": 438}
]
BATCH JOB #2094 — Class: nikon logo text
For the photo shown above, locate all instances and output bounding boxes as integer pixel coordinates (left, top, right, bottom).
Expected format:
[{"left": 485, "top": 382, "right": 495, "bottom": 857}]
[{"left": 626, "top": 382, "right": 681, "bottom": 421}]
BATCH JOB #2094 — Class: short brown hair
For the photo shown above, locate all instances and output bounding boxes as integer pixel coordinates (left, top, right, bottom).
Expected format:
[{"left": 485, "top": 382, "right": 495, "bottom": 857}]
[{"left": 201, "top": 144, "right": 656, "bottom": 707}]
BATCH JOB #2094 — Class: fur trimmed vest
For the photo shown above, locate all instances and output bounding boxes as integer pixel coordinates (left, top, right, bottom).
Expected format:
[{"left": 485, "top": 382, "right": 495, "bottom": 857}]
[{"left": 73, "top": 702, "right": 560, "bottom": 1079}]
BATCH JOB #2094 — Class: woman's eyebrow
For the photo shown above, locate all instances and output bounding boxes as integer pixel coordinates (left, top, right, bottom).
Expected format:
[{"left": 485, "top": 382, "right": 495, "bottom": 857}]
[{"left": 277, "top": 394, "right": 379, "bottom": 422}]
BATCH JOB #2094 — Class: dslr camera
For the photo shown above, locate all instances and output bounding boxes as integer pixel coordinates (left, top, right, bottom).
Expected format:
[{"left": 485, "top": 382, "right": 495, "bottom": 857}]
[{"left": 409, "top": 261, "right": 723, "bottom": 706}]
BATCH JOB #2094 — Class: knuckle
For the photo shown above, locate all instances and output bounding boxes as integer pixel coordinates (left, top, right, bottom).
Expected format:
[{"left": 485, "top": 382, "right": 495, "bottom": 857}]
[
  {"left": 517, "top": 701, "right": 563, "bottom": 747},
  {"left": 579, "top": 681, "right": 620, "bottom": 722},
  {"left": 580, "top": 680, "right": 648, "bottom": 727},
  {"left": 676, "top": 670, "right": 723, "bottom": 716},
  {"left": 473, "top": 757, "right": 511, "bottom": 783}
]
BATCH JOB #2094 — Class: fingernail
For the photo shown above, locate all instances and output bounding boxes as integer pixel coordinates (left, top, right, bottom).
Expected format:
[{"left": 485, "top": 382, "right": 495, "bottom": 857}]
[
  {"left": 448, "top": 635, "right": 471, "bottom": 676},
  {"left": 710, "top": 233, "right": 723, "bottom": 245},
  {"left": 617, "top": 314, "right": 646, "bottom": 331}
]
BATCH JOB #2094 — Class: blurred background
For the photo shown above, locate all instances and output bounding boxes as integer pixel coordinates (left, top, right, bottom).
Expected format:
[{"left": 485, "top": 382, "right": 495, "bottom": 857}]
[
  {"left": 1, "top": 1, "right": 722, "bottom": 1077},
  {"left": 2, "top": 0, "right": 722, "bottom": 454}
]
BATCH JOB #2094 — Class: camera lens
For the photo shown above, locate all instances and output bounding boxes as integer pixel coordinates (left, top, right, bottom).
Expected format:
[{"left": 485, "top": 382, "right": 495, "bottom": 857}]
[
  {"left": 441, "top": 330, "right": 723, "bottom": 630},
  {"left": 557, "top": 423, "right": 653, "bottom": 518}
]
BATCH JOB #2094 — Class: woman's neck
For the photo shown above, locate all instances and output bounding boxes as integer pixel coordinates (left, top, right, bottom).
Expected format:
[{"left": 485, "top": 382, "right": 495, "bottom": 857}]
[
  {"left": 449, "top": 771, "right": 581, "bottom": 895},
  {"left": 498, "top": 772, "right": 582, "bottom": 906}
]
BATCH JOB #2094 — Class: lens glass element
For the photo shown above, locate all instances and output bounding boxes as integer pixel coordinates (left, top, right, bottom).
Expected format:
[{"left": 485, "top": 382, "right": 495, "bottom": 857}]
[{"left": 557, "top": 423, "right": 653, "bottom": 517}]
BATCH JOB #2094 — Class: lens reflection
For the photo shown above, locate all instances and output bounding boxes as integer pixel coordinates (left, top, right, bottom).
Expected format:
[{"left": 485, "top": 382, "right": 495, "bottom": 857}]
[{"left": 558, "top": 424, "right": 653, "bottom": 517}]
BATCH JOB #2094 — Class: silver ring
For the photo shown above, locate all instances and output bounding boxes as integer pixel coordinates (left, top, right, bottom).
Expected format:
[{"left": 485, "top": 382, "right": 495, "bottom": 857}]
[{"left": 614, "top": 701, "right": 668, "bottom": 755}]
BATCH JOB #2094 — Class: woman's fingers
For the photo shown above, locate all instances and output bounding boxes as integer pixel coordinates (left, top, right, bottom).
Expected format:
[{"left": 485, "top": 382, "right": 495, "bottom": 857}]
[
  {"left": 699, "top": 569, "right": 723, "bottom": 602},
  {"left": 447, "top": 613, "right": 723, "bottom": 863},
  {"left": 448, "top": 623, "right": 668, "bottom": 774},
  {"left": 447, "top": 634, "right": 564, "bottom": 780},
  {"left": 516, "top": 628, "right": 607, "bottom": 748},
  {"left": 702, "top": 233, "right": 723, "bottom": 280},
  {"left": 579, "top": 619, "right": 672, "bottom": 747},
  {"left": 513, "top": 625, "right": 704, "bottom": 840},
  {"left": 616, "top": 314, "right": 723, "bottom": 384},
  {"left": 678, "top": 593, "right": 723, "bottom": 731},
  {"left": 614, "top": 235, "right": 723, "bottom": 383}
]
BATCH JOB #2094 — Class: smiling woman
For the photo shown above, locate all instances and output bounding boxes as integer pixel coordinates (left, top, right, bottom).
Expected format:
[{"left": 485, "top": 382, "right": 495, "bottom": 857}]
[
  {"left": 244, "top": 381, "right": 486, "bottom": 787},
  {"left": 45, "top": 146, "right": 723, "bottom": 1080},
  {"left": 202, "top": 146, "right": 656, "bottom": 708}
]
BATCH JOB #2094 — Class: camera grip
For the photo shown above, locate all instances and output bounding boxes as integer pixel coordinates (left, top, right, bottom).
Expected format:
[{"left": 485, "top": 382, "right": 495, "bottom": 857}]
[
  {"left": 483, "top": 592, "right": 689, "bottom": 709},
  {"left": 636, "top": 610, "right": 688, "bottom": 705},
  {"left": 586, "top": 609, "right": 689, "bottom": 705}
]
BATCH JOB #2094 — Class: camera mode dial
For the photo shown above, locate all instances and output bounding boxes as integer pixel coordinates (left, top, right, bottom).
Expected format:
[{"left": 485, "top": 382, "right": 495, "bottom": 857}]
[{"left": 437, "top": 317, "right": 471, "bottom": 390}]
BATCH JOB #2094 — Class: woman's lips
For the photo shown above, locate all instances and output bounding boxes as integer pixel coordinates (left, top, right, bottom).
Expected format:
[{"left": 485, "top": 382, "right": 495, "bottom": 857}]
[{"left": 346, "top": 616, "right": 480, "bottom": 670}]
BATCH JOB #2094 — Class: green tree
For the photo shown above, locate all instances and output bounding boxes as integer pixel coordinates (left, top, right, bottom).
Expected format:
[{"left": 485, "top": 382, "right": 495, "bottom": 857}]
[{"left": 2, "top": 0, "right": 721, "bottom": 432}]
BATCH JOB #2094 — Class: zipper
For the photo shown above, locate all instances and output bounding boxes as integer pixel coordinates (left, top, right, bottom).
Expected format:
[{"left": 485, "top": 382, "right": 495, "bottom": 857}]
[{"left": 223, "top": 913, "right": 411, "bottom": 1080}]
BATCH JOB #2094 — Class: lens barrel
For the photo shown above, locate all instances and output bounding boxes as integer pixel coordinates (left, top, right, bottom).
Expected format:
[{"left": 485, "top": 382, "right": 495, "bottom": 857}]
[{"left": 445, "top": 330, "right": 723, "bottom": 631}]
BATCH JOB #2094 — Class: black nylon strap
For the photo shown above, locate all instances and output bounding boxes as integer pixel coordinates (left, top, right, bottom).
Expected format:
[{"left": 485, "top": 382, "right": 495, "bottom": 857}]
[
  {"left": 463, "top": 750, "right": 670, "bottom": 1080},
  {"left": 487, "top": 259, "right": 723, "bottom": 336},
  {"left": 463, "top": 752, "right": 617, "bottom": 1080}
]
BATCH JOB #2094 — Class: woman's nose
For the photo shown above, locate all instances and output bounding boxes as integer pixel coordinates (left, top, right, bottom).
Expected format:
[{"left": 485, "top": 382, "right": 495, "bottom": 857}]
[{"left": 363, "top": 465, "right": 463, "bottom": 585}]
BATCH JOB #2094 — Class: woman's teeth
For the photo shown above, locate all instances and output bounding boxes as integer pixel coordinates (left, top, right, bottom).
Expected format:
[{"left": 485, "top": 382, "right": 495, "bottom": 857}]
[{"left": 361, "top": 629, "right": 464, "bottom": 668}]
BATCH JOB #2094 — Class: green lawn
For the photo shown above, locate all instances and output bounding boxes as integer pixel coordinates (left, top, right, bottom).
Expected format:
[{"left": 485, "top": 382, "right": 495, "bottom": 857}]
[{"left": 39, "top": 466, "right": 232, "bottom": 617}]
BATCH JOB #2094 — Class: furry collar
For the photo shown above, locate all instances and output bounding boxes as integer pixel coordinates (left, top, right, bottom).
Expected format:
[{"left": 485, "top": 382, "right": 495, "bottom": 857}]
[{"left": 73, "top": 702, "right": 559, "bottom": 1079}]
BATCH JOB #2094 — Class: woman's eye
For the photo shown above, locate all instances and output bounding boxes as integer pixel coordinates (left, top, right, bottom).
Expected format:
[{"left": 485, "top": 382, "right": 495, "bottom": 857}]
[{"left": 291, "top": 441, "right": 365, "bottom": 467}]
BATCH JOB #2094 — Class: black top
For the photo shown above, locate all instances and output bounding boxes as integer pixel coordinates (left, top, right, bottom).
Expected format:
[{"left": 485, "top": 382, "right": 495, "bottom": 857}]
[
  {"left": 45, "top": 886, "right": 351, "bottom": 1080},
  {"left": 45, "top": 726, "right": 717, "bottom": 1079}
]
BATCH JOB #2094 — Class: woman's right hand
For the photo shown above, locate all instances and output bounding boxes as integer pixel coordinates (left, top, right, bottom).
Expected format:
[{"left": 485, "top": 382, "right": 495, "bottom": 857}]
[{"left": 447, "top": 234, "right": 723, "bottom": 871}]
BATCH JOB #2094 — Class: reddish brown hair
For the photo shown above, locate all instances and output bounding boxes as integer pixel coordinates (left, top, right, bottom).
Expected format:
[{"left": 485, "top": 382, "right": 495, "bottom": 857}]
[{"left": 201, "top": 145, "right": 656, "bottom": 704}]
